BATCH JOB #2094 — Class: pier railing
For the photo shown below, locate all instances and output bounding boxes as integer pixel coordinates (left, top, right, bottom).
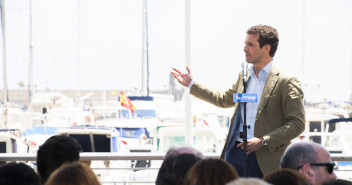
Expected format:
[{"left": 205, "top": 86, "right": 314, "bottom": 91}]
[{"left": 0, "top": 153, "right": 351, "bottom": 184}]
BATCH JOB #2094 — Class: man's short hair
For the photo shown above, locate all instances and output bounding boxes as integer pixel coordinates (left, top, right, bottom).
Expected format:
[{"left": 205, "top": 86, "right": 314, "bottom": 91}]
[
  {"left": 246, "top": 25, "right": 279, "bottom": 57},
  {"left": 280, "top": 142, "right": 319, "bottom": 170},
  {"left": 37, "top": 135, "right": 82, "bottom": 184}
]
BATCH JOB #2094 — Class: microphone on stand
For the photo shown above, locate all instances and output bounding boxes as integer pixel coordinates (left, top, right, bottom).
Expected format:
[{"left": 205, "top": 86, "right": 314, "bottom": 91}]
[{"left": 241, "top": 62, "right": 248, "bottom": 84}]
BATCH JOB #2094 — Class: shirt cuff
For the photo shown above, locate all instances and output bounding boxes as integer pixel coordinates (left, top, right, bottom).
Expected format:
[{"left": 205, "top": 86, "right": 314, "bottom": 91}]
[{"left": 188, "top": 80, "right": 194, "bottom": 89}]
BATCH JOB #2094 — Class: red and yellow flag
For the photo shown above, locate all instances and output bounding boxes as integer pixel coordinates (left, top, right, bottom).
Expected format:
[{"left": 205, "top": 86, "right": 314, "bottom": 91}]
[{"left": 120, "top": 91, "right": 136, "bottom": 113}]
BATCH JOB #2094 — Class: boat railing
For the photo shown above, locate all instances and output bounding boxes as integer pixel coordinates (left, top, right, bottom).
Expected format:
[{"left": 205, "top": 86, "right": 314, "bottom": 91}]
[{"left": 0, "top": 153, "right": 352, "bottom": 184}]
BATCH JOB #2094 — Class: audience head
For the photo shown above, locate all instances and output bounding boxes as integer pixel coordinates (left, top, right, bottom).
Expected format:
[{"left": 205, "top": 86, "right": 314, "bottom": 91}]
[
  {"left": 44, "top": 162, "right": 101, "bottom": 185},
  {"left": 226, "top": 178, "right": 271, "bottom": 185},
  {"left": 37, "top": 135, "right": 82, "bottom": 184},
  {"left": 322, "top": 179, "right": 352, "bottom": 185},
  {"left": 263, "top": 168, "right": 309, "bottom": 185},
  {"left": 280, "top": 142, "right": 337, "bottom": 185},
  {"left": 184, "top": 158, "right": 239, "bottom": 185},
  {"left": 0, "top": 162, "right": 40, "bottom": 185},
  {"left": 156, "top": 152, "right": 202, "bottom": 185},
  {"left": 165, "top": 146, "right": 203, "bottom": 158}
]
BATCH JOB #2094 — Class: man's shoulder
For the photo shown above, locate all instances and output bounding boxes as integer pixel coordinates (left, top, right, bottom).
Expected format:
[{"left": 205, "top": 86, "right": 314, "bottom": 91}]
[{"left": 271, "top": 64, "right": 299, "bottom": 81}]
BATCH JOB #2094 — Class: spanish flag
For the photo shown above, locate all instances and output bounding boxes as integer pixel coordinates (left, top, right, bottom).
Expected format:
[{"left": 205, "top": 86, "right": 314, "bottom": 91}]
[{"left": 120, "top": 91, "right": 136, "bottom": 113}]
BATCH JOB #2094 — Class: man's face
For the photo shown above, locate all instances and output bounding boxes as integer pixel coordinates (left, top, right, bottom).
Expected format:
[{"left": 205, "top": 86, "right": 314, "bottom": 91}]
[
  {"left": 310, "top": 148, "right": 337, "bottom": 185},
  {"left": 243, "top": 33, "right": 266, "bottom": 65}
]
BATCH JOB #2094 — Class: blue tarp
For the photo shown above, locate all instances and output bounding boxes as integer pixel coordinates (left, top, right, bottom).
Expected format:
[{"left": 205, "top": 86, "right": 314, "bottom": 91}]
[
  {"left": 25, "top": 126, "right": 58, "bottom": 135},
  {"left": 118, "top": 109, "right": 156, "bottom": 118},
  {"left": 116, "top": 127, "right": 150, "bottom": 138}
]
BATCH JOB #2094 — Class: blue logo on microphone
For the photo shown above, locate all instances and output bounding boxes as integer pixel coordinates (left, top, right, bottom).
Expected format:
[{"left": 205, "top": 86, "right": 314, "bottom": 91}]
[{"left": 233, "top": 93, "right": 257, "bottom": 103}]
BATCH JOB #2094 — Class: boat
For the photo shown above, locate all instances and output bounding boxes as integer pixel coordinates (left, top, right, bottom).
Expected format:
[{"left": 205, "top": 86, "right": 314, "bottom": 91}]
[
  {"left": 56, "top": 125, "right": 121, "bottom": 153},
  {"left": 90, "top": 96, "right": 159, "bottom": 168},
  {"left": 294, "top": 113, "right": 352, "bottom": 179},
  {"left": 0, "top": 128, "right": 28, "bottom": 154},
  {"left": 56, "top": 125, "right": 129, "bottom": 180}
]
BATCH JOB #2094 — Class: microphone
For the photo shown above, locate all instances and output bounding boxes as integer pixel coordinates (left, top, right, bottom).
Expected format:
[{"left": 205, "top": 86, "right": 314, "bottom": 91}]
[
  {"left": 241, "top": 62, "right": 248, "bottom": 83},
  {"left": 234, "top": 62, "right": 256, "bottom": 103}
]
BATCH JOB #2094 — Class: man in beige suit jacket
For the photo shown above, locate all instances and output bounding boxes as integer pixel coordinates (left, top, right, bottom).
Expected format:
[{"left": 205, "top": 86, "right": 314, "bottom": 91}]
[{"left": 171, "top": 25, "right": 305, "bottom": 177}]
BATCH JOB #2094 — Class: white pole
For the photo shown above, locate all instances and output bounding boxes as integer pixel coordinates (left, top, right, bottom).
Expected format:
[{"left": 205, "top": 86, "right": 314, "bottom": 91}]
[
  {"left": 301, "top": 0, "right": 306, "bottom": 84},
  {"left": 1, "top": 0, "right": 8, "bottom": 128},
  {"left": 185, "top": 0, "right": 193, "bottom": 146},
  {"left": 141, "top": 0, "right": 147, "bottom": 96},
  {"left": 76, "top": 0, "right": 81, "bottom": 103}
]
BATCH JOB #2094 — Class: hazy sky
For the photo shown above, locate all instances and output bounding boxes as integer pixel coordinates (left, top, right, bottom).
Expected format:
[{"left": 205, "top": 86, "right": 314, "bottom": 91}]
[{"left": 1, "top": 0, "right": 352, "bottom": 102}]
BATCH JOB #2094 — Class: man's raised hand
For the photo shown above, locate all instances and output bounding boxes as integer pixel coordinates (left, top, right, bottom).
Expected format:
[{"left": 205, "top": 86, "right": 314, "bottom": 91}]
[{"left": 171, "top": 66, "right": 193, "bottom": 87}]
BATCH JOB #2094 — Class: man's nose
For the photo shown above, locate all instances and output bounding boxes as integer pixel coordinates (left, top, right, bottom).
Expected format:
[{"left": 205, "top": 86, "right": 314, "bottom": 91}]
[{"left": 243, "top": 46, "right": 247, "bottom": 52}]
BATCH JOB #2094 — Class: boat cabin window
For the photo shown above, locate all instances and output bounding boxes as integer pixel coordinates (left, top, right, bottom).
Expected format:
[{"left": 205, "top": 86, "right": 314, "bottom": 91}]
[
  {"left": 93, "top": 134, "right": 111, "bottom": 152},
  {"left": 0, "top": 142, "right": 6, "bottom": 153},
  {"left": 67, "top": 134, "right": 111, "bottom": 152},
  {"left": 69, "top": 134, "right": 92, "bottom": 152}
]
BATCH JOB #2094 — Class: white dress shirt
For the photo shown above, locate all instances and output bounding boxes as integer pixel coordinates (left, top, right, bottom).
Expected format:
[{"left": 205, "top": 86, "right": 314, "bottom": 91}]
[{"left": 235, "top": 60, "right": 273, "bottom": 142}]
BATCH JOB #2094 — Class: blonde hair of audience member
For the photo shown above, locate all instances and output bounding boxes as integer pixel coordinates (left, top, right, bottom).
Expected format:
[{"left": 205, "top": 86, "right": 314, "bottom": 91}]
[
  {"left": 184, "top": 158, "right": 239, "bottom": 185},
  {"left": 263, "top": 168, "right": 309, "bottom": 185},
  {"left": 226, "top": 178, "right": 271, "bottom": 185},
  {"left": 44, "top": 162, "right": 101, "bottom": 185}
]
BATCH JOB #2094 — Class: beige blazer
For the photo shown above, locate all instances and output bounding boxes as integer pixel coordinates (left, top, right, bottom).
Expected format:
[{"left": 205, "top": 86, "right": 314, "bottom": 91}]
[{"left": 190, "top": 64, "right": 305, "bottom": 175}]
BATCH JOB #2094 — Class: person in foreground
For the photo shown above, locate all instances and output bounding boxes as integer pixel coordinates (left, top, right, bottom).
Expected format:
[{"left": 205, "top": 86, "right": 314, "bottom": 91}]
[
  {"left": 280, "top": 142, "right": 337, "bottom": 185},
  {"left": 155, "top": 146, "right": 203, "bottom": 185},
  {"left": 37, "top": 135, "right": 82, "bottom": 184},
  {"left": 171, "top": 24, "right": 305, "bottom": 177},
  {"left": 263, "top": 168, "right": 309, "bottom": 185},
  {"left": 0, "top": 162, "right": 40, "bottom": 185},
  {"left": 184, "top": 158, "right": 239, "bottom": 185},
  {"left": 44, "top": 162, "right": 101, "bottom": 185},
  {"left": 226, "top": 178, "right": 271, "bottom": 185}
]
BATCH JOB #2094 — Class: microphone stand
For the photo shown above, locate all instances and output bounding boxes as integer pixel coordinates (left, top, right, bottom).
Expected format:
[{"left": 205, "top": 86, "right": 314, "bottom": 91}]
[{"left": 242, "top": 78, "right": 248, "bottom": 177}]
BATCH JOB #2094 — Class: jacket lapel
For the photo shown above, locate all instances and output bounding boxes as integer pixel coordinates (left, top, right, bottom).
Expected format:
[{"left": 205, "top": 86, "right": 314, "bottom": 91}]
[{"left": 255, "top": 64, "right": 280, "bottom": 121}]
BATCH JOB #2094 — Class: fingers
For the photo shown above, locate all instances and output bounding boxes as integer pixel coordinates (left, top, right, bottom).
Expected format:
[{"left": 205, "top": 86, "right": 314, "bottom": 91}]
[
  {"left": 172, "top": 68, "right": 181, "bottom": 74},
  {"left": 237, "top": 142, "right": 254, "bottom": 154},
  {"left": 237, "top": 142, "right": 243, "bottom": 148},
  {"left": 186, "top": 66, "right": 190, "bottom": 74}
]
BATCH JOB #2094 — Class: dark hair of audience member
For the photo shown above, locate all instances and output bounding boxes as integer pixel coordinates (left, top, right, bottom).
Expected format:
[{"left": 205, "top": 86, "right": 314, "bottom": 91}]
[
  {"left": 44, "top": 162, "right": 101, "bottom": 185},
  {"left": 184, "top": 158, "right": 239, "bottom": 185},
  {"left": 165, "top": 146, "right": 203, "bottom": 158},
  {"left": 37, "top": 135, "right": 82, "bottom": 184},
  {"left": 0, "top": 162, "right": 40, "bottom": 185},
  {"left": 155, "top": 153, "right": 202, "bottom": 185},
  {"left": 322, "top": 179, "right": 352, "bottom": 185},
  {"left": 263, "top": 168, "right": 309, "bottom": 185}
]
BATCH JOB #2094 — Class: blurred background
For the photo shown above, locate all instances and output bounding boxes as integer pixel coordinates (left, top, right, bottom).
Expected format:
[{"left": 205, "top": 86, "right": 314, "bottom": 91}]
[{"left": 1, "top": 0, "right": 352, "bottom": 103}]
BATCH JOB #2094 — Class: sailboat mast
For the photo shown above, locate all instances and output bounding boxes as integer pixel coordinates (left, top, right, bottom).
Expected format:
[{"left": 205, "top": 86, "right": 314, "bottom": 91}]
[{"left": 28, "top": 0, "right": 33, "bottom": 106}]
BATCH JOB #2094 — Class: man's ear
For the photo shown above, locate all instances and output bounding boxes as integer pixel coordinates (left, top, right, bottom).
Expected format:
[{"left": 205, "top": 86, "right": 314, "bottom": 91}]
[
  {"left": 263, "top": 44, "right": 271, "bottom": 54},
  {"left": 300, "top": 163, "right": 315, "bottom": 182}
]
